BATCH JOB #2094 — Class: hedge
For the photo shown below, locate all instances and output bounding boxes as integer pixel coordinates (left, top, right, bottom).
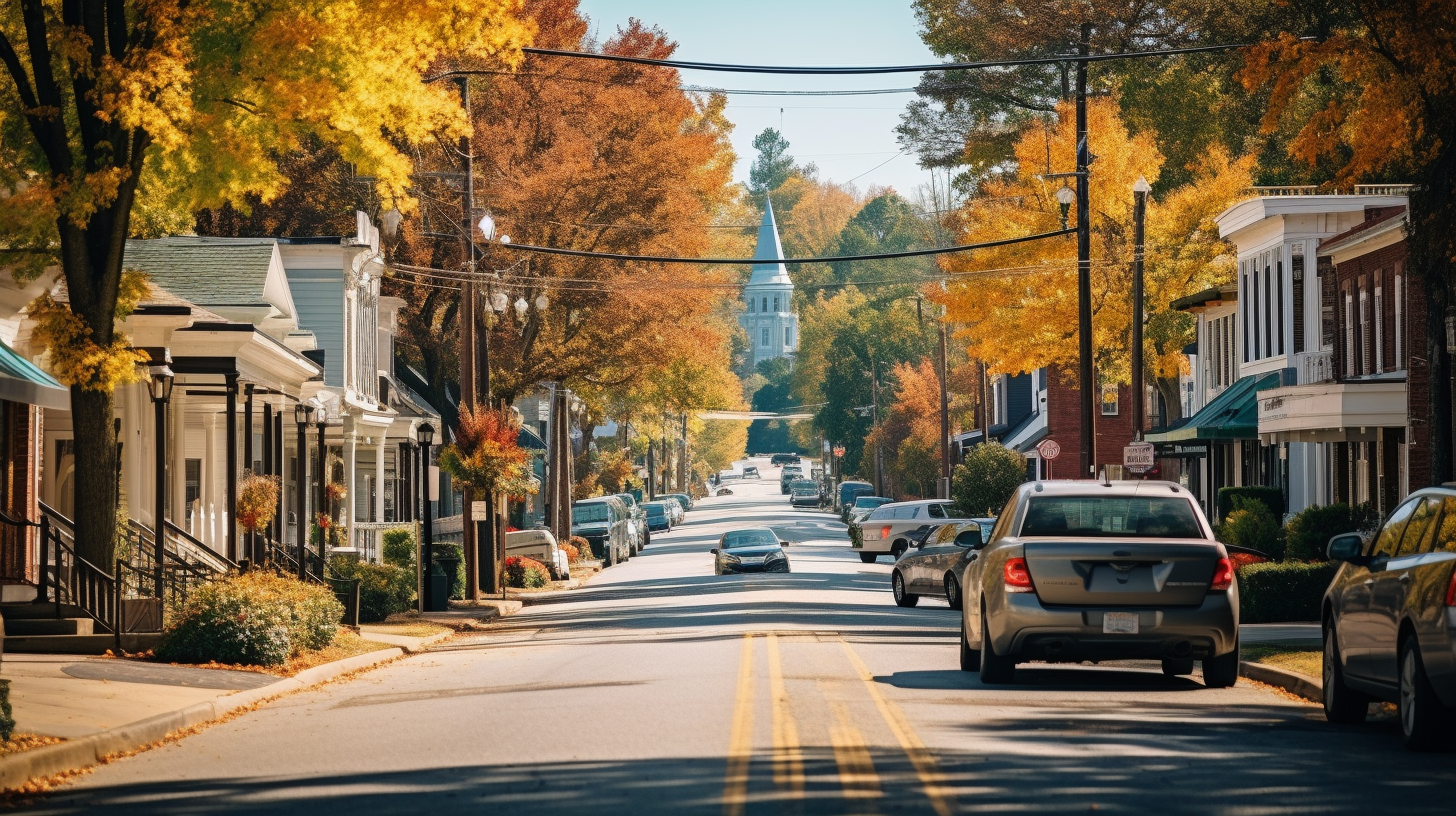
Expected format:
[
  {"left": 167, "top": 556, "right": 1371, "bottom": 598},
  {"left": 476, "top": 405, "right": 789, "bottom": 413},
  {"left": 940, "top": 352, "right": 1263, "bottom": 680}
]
[
  {"left": 328, "top": 557, "right": 416, "bottom": 623},
  {"left": 157, "top": 572, "right": 342, "bottom": 666},
  {"left": 1217, "top": 486, "right": 1284, "bottom": 522},
  {"left": 1236, "top": 561, "right": 1340, "bottom": 624}
]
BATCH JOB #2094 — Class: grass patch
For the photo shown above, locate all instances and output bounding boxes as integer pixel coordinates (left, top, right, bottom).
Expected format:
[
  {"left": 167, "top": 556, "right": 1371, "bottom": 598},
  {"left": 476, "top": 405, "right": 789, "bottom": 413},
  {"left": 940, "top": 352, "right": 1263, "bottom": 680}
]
[
  {"left": 358, "top": 622, "right": 452, "bottom": 639},
  {"left": 0, "top": 734, "right": 64, "bottom": 758},
  {"left": 121, "top": 628, "right": 392, "bottom": 678},
  {"left": 1244, "top": 642, "right": 1321, "bottom": 679}
]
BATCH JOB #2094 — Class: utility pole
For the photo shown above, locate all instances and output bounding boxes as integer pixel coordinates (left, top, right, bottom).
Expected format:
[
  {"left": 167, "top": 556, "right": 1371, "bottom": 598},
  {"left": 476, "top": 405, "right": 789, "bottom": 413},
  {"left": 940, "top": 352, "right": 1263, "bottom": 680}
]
[
  {"left": 1075, "top": 22, "right": 1095, "bottom": 479},
  {"left": 938, "top": 320, "right": 951, "bottom": 499},
  {"left": 457, "top": 75, "right": 482, "bottom": 601},
  {"left": 1132, "top": 176, "right": 1151, "bottom": 440},
  {"left": 871, "top": 359, "right": 883, "bottom": 497}
]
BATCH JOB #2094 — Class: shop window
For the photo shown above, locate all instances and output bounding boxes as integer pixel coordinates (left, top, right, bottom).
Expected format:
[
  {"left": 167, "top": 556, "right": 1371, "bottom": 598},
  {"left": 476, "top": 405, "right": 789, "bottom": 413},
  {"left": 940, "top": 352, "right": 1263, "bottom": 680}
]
[{"left": 1100, "top": 383, "right": 1119, "bottom": 416}]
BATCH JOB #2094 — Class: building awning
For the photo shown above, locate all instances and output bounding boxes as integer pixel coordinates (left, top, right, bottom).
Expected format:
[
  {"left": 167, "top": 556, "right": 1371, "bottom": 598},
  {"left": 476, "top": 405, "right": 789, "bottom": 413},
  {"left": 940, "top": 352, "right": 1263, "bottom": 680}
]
[
  {"left": 1257, "top": 379, "right": 1406, "bottom": 444},
  {"left": 0, "top": 339, "right": 68, "bottom": 410},
  {"left": 1144, "top": 372, "right": 1282, "bottom": 443}
]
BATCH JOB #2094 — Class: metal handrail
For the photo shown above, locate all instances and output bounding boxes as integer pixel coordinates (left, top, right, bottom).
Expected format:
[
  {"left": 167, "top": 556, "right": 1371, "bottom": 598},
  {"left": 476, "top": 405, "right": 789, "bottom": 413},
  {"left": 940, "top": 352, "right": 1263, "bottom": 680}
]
[
  {"left": 36, "top": 502, "right": 117, "bottom": 634},
  {"left": 163, "top": 520, "right": 238, "bottom": 573}
]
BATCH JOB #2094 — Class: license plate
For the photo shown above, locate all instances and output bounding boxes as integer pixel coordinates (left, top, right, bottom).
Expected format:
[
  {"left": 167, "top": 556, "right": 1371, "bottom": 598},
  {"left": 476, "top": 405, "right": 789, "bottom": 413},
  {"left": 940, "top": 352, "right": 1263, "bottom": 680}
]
[
  {"left": 738, "top": 557, "right": 764, "bottom": 565},
  {"left": 1103, "top": 612, "right": 1139, "bottom": 634}
]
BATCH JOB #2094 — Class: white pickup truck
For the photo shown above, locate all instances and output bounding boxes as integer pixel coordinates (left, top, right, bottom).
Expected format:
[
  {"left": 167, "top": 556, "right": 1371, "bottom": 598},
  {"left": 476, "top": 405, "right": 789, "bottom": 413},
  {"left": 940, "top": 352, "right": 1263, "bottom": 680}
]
[{"left": 852, "top": 499, "right": 965, "bottom": 563}]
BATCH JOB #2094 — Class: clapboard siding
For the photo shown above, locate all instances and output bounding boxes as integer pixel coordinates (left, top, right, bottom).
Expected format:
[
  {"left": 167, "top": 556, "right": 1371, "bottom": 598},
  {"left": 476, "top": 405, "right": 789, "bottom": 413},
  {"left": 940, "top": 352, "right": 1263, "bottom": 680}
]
[{"left": 286, "top": 269, "right": 344, "bottom": 386}]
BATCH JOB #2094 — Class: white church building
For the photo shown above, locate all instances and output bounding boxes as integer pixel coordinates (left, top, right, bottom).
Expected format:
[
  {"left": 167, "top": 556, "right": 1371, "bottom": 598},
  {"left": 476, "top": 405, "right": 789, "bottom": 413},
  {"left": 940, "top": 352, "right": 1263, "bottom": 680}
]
[{"left": 739, "top": 201, "right": 800, "bottom": 368}]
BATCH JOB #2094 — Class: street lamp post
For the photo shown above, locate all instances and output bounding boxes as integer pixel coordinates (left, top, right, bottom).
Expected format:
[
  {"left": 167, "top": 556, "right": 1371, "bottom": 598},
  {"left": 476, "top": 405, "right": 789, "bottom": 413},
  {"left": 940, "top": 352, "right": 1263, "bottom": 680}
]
[
  {"left": 1131, "top": 176, "right": 1151, "bottom": 441},
  {"left": 1074, "top": 21, "right": 1095, "bottom": 479},
  {"left": 148, "top": 363, "right": 174, "bottom": 599},
  {"left": 416, "top": 422, "right": 436, "bottom": 612},
  {"left": 315, "top": 404, "right": 329, "bottom": 571},
  {"left": 293, "top": 403, "right": 312, "bottom": 579}
]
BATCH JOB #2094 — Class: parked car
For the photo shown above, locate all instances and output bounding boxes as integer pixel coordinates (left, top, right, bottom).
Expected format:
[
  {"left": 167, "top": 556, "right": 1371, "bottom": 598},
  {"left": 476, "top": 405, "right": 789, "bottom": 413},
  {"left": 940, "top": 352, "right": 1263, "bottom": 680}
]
[
  {"left": 856, "top": 499, "right": 965, "bottom": 563},
  {"left": 643, "top": 501, "right": 672, "bottom": 532},
  {"left": 891, "top": 520, "right": 995, "bottom": 608},
  {"left": 848, "top": 497, "right": 893, "bottom": 524},
  {"left": 711, "top": 527, "right": 790, "bottom": 575},
  {"left": 838, "top": 481, "right": 875, "bottom": 521},
  {"left": 571, "top": 496, "right": 631, "bottom": 566},
  {"left": 663, "top": 493, "right": 694, "bottom": 513},
  {"left": 614, "top": 492, "right": 650, "bottom": 552},
  {"left": 1322, "top": 488, "right": 1456, "bottom": 749},
  {"left": 742, "top": 465, "right": 760, "bottom": 479},
  {"left": 770, "top": 453, "right": 800, "bottom": 466},
  {"left": 789, "top": 479, "right": 820, "bottom": 508},
  {"left": 661, "top": 497, "right": 684, "bottom": 526},
  {"left": 957, "top": 480, "right": 1239, "bottom": 688},
  {"left": 779, "top": 465, "right": 805, "bottom": 494},
  {"left": 505, "top": 529, "right": 570, "bottom": 581}
]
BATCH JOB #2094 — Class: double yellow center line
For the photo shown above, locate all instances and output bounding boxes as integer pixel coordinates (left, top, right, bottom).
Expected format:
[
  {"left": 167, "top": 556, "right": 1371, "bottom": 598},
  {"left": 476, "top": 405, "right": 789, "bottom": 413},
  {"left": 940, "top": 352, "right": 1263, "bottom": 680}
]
[{"left": 722, "top": 632, "right": 955, "bottom": 816}]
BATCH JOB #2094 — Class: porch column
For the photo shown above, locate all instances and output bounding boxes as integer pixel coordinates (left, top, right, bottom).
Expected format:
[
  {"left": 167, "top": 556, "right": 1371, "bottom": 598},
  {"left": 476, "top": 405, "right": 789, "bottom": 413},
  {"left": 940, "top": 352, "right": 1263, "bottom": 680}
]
[
  {"left": 274, "top": 410, "right": 284, "bottom": 547},
  {"left": 171, "top": 390, "right": 187, "bottom": 537},
  {"left": 375, "top": 435, "right": 386, "bottom": 526},
  {"left": 343, "top": 421, "right": 358, "bottom": 548},
  {"left": 203, "top": 412, "right": 217, "bottom": 547},
  {"left": 225, "top": 374, "right": 238, "bottom": 562}
]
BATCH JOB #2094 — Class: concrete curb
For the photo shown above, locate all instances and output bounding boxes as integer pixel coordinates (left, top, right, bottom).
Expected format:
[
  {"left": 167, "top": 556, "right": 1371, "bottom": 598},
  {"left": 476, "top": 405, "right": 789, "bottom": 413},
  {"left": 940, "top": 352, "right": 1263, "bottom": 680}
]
[
  {"left": 356, "top": 629, "right": 453, "bottom": 653},
  {"left": 1241, "top": 660, "right": 1322, "bottom": 703},
  {"left": 0, "top": 646, "right": 404, "bottom": 791}
]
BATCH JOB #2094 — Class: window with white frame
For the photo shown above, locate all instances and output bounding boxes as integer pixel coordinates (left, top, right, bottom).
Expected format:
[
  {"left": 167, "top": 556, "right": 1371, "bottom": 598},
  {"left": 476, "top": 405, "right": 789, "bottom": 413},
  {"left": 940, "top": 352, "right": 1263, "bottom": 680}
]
[
  {"left": 1375, "top": 281, "right": 1384, "bottom": 372},
  {"left": 1100, "top": 383, "right": 1119, "bottom": 415},
  {"left": 1292, "top": 244, "right": 1305, "bottom": 354},
  {"left": 773, "top": 295, "right": 779, "bottom": 312},
  {"left": 1242, "top": 261, "right": 1251, "bottom": 363},
  {"left": 1395, "top": 271, "right": 1404, "bottom": 369},
  {"left": 1344, "top": 287, "right": 1355, "bottom": 377},
  {"left": 784, "top": 326, "right": 793, "bottom": 346},
  {"left": 761, "top": 327, "right": 769, "bottom": 346},
  {"left": 1358, "top": 286, "right": 1370, "bottom": 375},
  {"left": 747, "top": 298, "right": 755, "bottom": 313}
]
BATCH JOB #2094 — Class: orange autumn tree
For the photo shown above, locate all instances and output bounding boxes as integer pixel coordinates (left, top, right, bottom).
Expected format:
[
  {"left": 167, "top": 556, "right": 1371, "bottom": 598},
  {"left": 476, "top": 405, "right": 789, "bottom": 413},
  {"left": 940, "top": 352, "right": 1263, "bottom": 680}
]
[
  {"left": 1238, "top": 1, "right": 1456, "bottom": 480},
  {"left": 864, "top": 360, "right": 944, "bottom": 499},
  {"left": 438, "top": 406, "right": 538, "bottom": 499},
  {"left": 937, "top": 95, "right": 1252, "bottom": 424}
]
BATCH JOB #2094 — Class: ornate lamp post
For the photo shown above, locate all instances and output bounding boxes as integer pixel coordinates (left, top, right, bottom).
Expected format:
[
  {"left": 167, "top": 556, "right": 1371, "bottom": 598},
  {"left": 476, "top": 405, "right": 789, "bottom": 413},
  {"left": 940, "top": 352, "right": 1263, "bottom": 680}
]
[
  {"left": 315, "top": 402, "right": 329, "bottom": 570},
  {"left": 416, "top": 421, "right": 436, "bottom": 612},
  {"left": 148, "top": 363, "right": 174, "bottom": 598},
  {"left": 293, "top": 402, "right": 312, "bottom": 579}
]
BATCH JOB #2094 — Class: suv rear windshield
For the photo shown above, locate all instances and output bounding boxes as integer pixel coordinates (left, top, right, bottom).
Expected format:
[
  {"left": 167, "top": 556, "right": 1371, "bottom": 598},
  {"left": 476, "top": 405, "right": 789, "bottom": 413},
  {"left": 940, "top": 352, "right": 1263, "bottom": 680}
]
[
  {"left": 1020, "top": 496, "right": 1205, "bottom": 539},
  {"left": 572, "top": 504, "right": 611, "bottom": 524}
]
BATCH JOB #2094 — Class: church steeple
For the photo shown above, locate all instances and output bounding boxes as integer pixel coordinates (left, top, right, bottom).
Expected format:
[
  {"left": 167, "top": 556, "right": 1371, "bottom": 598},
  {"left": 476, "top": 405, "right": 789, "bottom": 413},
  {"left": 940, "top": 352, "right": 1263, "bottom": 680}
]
[{"left": 748, "top": 199, "right": 792, "bottom": 286}]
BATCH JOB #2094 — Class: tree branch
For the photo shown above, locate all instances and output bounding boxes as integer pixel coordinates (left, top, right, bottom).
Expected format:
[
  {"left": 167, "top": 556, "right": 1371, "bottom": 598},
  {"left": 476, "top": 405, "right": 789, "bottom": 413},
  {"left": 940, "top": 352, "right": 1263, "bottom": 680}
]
[{"left": 0, "top": 30, "right": 39, "bottom": 110}]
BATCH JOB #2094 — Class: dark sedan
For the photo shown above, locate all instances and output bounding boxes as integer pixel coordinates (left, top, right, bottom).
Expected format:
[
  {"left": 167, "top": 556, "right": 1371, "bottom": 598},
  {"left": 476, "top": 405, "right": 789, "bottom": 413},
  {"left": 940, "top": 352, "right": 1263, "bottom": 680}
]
[
  {"left": 642, "top": 501, "right": 672, "bottom": 532},
  {"left": 712, "top": 528, "right": 790, "bottom": 575},
  {"left": 788, "top": 479, "right": 820, "bottom": 507}
]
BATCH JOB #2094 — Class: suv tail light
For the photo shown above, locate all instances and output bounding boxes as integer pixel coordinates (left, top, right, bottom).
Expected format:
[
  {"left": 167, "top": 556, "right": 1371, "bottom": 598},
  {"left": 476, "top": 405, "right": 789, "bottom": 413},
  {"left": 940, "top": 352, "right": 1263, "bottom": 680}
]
[
  {"left": 880, "top": 525, "right": 892, "bottom": 541},
  {"left": 1004, "top": 557, "right": 1035, "bottom": 593},
  {"left": 1209, "top": 556, "right": 1234, "bottom": 592},
  {"left": 1445, "top": 568, "right": 1456, "bottom": 607}
]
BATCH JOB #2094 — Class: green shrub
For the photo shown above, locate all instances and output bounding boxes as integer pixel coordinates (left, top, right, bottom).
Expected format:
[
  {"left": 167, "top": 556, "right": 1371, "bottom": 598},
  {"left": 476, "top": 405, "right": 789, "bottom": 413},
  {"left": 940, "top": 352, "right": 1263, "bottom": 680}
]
[
  {"left": 1217, "top": 496, "right": 1284, "bottom": 560},
  {"left": 157, "top": 572, "right": 342, "bottom": 666},
  {"left": 505, "top": 556, "right": 551, "bottom": 588},
  {"left": 435, "top": 542, "right": 465, "bottom": 599},
  {"left": 1283, "top": 503, "right": 1380, "bottom": 562},
  {"left": 0, "top": 679, "right": 14, "bottom": 741},
  {"left": 329, "top": 557, "right": 416, "bottom": 623},
  {"left": 1216, "top": 486, "right": 1284, "bottom": 522},
  {"left": 382, "top": 529, "right": 416, "bottom": 569},
  {"left": 1236, "top": 561, "right": 1340, "bottom": 623},
  {"left": 952, "top": 443, "right": 1027, "bottom": 517}
]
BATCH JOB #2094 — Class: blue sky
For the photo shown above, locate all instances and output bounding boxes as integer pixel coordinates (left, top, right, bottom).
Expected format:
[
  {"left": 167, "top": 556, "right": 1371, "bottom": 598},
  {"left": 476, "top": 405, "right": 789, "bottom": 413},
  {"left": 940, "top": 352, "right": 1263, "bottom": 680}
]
[{"left": 575, "top": 0, "right": 938, "bottom": 200}]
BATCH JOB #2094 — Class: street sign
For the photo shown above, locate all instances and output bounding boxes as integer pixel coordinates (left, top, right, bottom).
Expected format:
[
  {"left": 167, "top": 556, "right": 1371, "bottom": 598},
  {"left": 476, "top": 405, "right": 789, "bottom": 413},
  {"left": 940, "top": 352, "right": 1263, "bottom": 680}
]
[
  {"left": 1036, "top": 438, "right": 1061, "bottom": 460},
  {"left": 1124, "top": 442, "right": 1155, "bottom": 473},
  {"left": 471, "top": 501, "right": 488, "bottom": 515}
]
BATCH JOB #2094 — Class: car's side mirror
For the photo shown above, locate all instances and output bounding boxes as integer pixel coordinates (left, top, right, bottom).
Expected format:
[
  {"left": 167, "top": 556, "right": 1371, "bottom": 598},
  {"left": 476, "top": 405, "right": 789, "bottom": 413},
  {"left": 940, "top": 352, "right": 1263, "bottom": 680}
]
[
  {"left": 1326, "top": 533, "right": 1364, "bottom": 562},
  {"left": 710, "top": 547, "right": 719, "bottom": 554},
  {"left": 954, "top": 529, "right": 984, "bottom": 549}
]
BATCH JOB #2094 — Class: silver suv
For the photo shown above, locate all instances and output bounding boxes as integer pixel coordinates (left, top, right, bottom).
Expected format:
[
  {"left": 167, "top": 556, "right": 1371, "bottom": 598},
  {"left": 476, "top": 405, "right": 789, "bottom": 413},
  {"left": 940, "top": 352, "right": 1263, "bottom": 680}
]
[
  {"left": 1322, "top": 487, "right": 1456, "bottom": 750},
  {"left": 958, "top": 480, "right": 1239, "bottom": 687}
]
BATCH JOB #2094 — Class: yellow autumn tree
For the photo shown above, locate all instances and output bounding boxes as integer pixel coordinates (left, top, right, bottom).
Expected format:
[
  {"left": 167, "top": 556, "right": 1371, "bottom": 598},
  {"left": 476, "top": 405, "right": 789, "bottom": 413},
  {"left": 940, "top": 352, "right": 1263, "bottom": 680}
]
[
  {"left": 0, "top": 1, "right": 532, "bottom": 566},
  {"left": 939, "top": 95, "right": 1252, "bottom": 423}
]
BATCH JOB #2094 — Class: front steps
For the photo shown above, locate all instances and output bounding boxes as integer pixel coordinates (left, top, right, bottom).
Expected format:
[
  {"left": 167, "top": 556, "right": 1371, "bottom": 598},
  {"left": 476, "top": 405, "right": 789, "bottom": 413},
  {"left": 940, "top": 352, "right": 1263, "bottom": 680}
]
[{"left": 1, "top": 601, "right": 162, "bottom": 655}]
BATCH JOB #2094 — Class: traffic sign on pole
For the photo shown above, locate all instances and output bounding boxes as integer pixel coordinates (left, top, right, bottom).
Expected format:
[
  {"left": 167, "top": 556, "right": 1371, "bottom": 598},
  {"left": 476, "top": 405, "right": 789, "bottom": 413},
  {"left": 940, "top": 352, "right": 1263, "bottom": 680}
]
[
  {"left": 1124, "top": 442, "right": 1154, "bottom": 474},
  {"left": 1037, "top": 439, "right": 1061, "bottom": 460}
]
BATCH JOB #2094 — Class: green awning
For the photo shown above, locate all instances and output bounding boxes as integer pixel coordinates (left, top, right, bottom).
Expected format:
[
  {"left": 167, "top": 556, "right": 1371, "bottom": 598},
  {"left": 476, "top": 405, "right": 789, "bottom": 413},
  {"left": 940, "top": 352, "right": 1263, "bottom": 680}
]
[
  {"left": 1144, "top": 372, "right": 1282, "bottom": 443},
  {"left": 0, "top": 339, "right": 68, "bottom": 410}
]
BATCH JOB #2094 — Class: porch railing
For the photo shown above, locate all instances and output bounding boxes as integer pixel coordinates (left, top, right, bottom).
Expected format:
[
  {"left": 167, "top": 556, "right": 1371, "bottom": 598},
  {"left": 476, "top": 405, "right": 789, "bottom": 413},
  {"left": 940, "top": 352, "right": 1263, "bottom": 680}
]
[{"left": 36, "top": 502, "right": 118, "bottom": 635}]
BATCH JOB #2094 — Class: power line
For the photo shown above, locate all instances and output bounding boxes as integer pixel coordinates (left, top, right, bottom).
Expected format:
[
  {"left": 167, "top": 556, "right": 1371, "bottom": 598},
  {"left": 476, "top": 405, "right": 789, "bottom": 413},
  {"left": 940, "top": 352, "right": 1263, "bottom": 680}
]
[
  {"left": 495, "top": 227, "right": 1074, "bottom": 265},
  {"left": 515, "top": 42, "right": 1248, "bottom": 76}
]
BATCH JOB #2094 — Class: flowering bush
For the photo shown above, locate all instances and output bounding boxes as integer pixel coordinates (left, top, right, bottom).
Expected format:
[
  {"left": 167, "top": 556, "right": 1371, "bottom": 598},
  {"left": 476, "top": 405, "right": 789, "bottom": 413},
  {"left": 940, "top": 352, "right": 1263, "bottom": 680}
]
[
  {"left": 568, "top": 536, "right": 592, "bottom": 562},
  {"left": 504, "top": 556, "right": 552, "bottom": 588},
  {"left": 156, "top": 572, "right": 342, "bottom": 666},
  {"left": 1229, "top": 551, "right": 1268, "bottom": 569},
  {"left": 236, "top": 472, "right": 280, "bottom": 533},
  {"left": 559, "top": 541, "right": 580, "bottom": 563},
  {"left": 324, "top": 481, "right": 348, "bottom": 503}
]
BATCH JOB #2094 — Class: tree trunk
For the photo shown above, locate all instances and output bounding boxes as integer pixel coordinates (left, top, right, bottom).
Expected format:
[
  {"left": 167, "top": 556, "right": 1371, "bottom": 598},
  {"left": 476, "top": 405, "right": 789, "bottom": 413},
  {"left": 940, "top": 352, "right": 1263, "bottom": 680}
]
[
  {"left": 69, "top": 387, "right": 119, "bottom": 567},
  {"left": 1155, "top": 375, "right": 1182, "bottom": 428},
  {"left": 1410, "top": 142, "right": 1456, "bottom": 487}
]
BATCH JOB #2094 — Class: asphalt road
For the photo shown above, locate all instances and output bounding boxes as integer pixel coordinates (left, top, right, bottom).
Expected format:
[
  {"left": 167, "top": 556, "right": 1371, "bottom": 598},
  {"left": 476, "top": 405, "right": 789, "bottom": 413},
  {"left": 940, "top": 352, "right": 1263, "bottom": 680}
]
[{"left": 24, "top": 460, "right": 1456, "bottom": 814}]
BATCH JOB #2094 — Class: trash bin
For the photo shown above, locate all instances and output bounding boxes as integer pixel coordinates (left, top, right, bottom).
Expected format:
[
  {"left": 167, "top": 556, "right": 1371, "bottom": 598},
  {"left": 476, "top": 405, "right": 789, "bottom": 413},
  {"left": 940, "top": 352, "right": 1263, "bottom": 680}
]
[{"left": 429, "top": 558, "right": 457, "bottom": 611}]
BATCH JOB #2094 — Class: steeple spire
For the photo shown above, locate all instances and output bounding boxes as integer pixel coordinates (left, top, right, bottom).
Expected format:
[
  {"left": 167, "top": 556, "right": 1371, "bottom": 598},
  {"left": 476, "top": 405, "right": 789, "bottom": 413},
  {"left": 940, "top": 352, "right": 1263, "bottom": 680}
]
[{"left": 748, "top": 199, "right": 792, "bottom": 286}]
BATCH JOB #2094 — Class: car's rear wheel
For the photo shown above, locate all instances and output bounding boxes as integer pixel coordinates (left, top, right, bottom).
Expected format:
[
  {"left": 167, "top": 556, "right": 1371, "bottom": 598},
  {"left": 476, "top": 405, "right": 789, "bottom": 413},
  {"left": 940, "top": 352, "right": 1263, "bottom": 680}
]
[
  {"left": 1323, "top": 622, "right": 1370, "bottom": 724},
  {"left": 959, "top": 614, "right": 980, "bottom": 672},
  {"left": 1399, "top": 638, "right": 1451, "bottom": 751},
  {"left": 978, "top": 604, "right": 1015, "bottom": 684},
  {"left": 892, "top": 572, "right": 918, "bottom": 607},
  {"left": 859, "top": 552, "right": 877, "bottom": 564},
  {"left": 1202, "top": 637, "right": 1239, "bottom": 688},
  {"left": 890, "top": 541, "right": 908, "bottom": 560},
  {"left": 944, "top": 574, "right": 962, "bottom": 610},
  {"left": 1161, "top": 658, "right": 1195, "bottom": 677}
]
